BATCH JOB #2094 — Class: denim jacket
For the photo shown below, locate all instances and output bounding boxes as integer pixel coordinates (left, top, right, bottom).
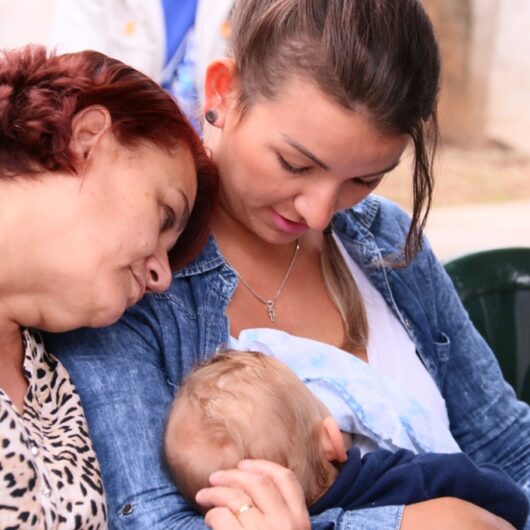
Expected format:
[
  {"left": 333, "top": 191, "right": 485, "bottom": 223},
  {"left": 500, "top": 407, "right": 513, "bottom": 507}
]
[{"left": 46, "top": 196, "right": 530, "bottom": 530}]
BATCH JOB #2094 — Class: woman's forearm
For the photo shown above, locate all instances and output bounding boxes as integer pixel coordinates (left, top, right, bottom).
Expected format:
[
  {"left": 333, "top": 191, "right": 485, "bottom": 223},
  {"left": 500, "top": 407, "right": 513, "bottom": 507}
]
[{"left": 401, "top": 499, "right": 517, "bottom": 530}]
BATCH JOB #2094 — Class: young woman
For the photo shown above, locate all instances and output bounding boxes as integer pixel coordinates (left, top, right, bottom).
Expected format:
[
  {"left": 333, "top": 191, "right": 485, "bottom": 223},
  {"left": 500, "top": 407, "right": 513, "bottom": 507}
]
[
  {"left": 0, "top": 45, "right": 216, "bottom": 528},
  {"left": 46, "top": 1, "right": 530, "bottom": 529}
]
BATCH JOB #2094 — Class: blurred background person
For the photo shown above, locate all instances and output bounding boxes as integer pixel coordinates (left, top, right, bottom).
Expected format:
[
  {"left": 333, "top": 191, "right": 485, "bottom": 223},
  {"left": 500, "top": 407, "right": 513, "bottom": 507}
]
[{"left": 48, "top": 0, "right": 234, "bottom": 127}]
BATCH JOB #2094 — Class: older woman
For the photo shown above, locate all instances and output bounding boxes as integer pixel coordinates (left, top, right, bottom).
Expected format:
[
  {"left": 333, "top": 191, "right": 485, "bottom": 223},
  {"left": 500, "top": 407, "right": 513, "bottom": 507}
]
[
  {"left": 46, "top": 0, "right": 530, "bottom": 529},
  {"left": 0, "top": 45, "right": 216, "bottom": 528}
]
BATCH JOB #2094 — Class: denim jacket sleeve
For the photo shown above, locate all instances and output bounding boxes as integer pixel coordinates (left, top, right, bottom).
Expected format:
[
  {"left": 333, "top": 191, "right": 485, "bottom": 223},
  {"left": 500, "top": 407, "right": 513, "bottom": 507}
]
[
  {"left": 45, "top": 291, "right": 405, "bottom": 530},
  {"left": 417, "top": 249, "right": 530, "bottom": 530},
  {"left": 426, "top": 248, "right": 530, "bottom": 489},
  {"left": 45, "top": 298, "right": 209, "bottom": 529},
  {"left": 364, "top": 199, "right": 530, "bottom": 503}
]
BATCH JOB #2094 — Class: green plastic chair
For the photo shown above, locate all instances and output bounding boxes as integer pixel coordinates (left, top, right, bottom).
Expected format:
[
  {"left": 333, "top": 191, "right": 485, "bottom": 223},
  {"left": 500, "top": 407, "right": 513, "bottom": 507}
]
[{"left": 444, "top": 248, "right": 530, "bottom": 405}]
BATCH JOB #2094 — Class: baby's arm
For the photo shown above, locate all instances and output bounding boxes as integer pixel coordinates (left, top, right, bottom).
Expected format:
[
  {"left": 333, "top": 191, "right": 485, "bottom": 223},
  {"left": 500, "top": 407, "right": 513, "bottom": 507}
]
[{"left": 310, "top": 447, "right": 529, "bottom": 530}]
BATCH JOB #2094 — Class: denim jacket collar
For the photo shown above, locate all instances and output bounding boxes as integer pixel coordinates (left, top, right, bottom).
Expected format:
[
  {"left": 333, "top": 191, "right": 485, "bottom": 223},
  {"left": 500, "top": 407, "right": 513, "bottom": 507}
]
[{"left": 173, "top": 236, "right": 226, "bottom": 278}]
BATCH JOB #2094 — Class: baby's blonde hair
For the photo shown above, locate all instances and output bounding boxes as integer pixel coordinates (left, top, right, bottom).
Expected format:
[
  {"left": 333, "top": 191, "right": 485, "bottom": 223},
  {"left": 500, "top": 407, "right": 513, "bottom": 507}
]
[{"left": 164, "top": 350, "right": 336, "bottom": 507}]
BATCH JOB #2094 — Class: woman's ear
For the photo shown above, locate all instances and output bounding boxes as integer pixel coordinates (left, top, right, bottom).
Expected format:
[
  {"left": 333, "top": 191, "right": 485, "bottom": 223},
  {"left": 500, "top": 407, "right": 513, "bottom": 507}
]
[
  {"left": 203, "top": 58, "right": 239, "bottom": 128},
  {"left": 319, "top": 417, "right": 348, "bottom": 464},
  {"left": 70, "top": 105, "right": 112, "bottom": 161}
]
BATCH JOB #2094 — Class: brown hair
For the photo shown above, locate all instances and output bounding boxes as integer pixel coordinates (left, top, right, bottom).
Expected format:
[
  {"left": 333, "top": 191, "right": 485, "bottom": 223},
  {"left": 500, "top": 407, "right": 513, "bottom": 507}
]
[
  {"left": 229, "top": 0, "right": 441, "bottom": 351},
  {"left": 164, "top": 351, "right": 335, "bottom": 507},
  {"left": 0, "top": 45, "right": 218, "bottom": 268}
]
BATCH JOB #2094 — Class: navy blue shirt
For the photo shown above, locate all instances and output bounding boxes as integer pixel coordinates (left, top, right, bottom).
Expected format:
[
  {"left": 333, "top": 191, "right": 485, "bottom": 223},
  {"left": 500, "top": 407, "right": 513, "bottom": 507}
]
[{"left": 310, "top": 447, "right": 529, "bottom": 530}]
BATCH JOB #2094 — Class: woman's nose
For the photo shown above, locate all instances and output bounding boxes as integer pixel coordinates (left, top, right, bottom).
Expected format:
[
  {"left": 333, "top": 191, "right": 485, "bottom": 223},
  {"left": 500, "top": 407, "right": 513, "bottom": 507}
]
[
  {"left": 295, "top": 186, "right": 337, "bottom": 231},
  {"left": 145, "top": 247, "right": 172, "bottom": 293}
]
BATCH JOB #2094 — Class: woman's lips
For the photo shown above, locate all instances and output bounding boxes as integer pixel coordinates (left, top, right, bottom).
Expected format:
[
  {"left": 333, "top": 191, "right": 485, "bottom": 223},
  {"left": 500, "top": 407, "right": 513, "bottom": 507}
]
[{"left": 271, "top": 210, "right": 309, "bottom": 235}]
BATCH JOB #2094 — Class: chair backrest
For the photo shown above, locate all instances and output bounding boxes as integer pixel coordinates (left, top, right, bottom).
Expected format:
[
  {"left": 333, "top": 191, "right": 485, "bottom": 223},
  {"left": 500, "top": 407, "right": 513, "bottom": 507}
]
[{"left": 444, "top": 247, "right": 530, "bottom": 405}]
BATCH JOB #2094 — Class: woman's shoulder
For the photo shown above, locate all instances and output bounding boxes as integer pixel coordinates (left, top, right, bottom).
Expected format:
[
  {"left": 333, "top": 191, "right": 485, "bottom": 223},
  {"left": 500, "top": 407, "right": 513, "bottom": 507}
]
[
  {"left": 335, "top": 195, "right": 416, "bottom": 251},
  {"left": 335, "top": 196, "right": 443, "bottom": 295}
]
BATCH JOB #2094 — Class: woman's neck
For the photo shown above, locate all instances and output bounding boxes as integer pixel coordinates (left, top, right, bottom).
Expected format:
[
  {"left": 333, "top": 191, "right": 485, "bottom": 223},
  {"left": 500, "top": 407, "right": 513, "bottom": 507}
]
[
  {"left": 212, "top": 205, "right": 323, "bottom": 265},
  {"left": 0, "top": 317, "right": 24, "bottom": 360},
  {"left": 0, "top": 315, "right": 27, "bottom": 411},
  {"left": 0, "top": 181, "right": 49, "bottom": 330},
  {"left": 0, "top": 183, "right": 31, "bottom": 298},
  {"left": 212, "top": 207, "right": 277, "bottom": 256},
  {"left": 0, "top": 184, "right": 39, "bottom": 409}
]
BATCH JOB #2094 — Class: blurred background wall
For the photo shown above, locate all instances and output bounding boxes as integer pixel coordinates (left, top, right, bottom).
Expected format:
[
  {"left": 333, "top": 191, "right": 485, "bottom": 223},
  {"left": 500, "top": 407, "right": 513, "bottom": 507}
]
[
  {"left": 2, "top": 0, "right": 529, "bottom": 155},
  {"left": 0, "top": 0, "right": 54, "bottom": 49},
  {"left": 423, "top": 0, "right": 530, "bottom": 155}
]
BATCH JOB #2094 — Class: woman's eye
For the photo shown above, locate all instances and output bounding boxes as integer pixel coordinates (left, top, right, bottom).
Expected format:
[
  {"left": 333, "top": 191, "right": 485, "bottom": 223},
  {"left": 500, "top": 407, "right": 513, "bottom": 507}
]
[
  {"left": 161, "top": 206, "right": 176, "bottom": 232},
  {"left": 276, "top": 154, "right": 310, "bottom": 175},
  {"left": 351, "top": 175, "right": 385, "bottom": 189}
]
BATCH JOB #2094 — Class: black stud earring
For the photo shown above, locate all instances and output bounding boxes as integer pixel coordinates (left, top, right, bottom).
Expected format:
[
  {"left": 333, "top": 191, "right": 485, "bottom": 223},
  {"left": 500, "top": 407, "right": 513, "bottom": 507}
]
[{"left": 205, "top": 109, "right": 218, "bottom": 125}]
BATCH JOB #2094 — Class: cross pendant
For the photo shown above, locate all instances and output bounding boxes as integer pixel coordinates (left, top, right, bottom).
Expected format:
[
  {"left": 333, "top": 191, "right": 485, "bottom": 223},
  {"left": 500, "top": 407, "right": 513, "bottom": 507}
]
[{"left": 266, "top": 300, "right": 277, "bottom": 322}]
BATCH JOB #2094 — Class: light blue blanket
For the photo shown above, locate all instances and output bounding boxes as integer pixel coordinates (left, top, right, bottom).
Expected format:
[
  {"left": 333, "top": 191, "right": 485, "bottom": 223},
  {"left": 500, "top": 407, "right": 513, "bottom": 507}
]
[{"left": 229, "top": 328, "right": 460, "bottom": 455}]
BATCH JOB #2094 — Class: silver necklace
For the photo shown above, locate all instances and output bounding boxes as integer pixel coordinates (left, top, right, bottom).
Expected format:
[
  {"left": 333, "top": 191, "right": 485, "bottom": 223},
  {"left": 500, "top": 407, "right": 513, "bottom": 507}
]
[{"left": 227, "top": 240, "right": 301, "bottom": 322}]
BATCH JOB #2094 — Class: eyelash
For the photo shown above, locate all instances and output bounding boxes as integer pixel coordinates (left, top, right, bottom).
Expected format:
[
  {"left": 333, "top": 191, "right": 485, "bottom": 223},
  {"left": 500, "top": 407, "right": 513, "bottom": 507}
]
[
  {"left": 277, "top": 152, "right": 385, "bottom": 188},
  {"left": 351, "top": 176, "right": 384, "bottom": 189},
  {"left": 276, "top": 154, "right": 310, "bottom": 175},
  {"left": 161, "top": 206, "right": 175, "bottom": 232}
]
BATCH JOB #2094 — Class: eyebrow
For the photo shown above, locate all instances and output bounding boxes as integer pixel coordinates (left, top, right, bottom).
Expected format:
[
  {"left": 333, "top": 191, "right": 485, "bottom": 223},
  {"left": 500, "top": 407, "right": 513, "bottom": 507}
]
[
  {"left": 282, "top": 134, "right": 331, "bottom": 171},
  {"left": 358, "top": 161, "right": 401, "bottom": 179},
  {"left": 281, "top": 133, "right": 401, "bottom": 177}
]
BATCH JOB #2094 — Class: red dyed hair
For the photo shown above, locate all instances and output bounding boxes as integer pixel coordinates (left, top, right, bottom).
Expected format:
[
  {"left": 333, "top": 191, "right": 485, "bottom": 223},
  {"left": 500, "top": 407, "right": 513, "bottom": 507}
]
[{"left": 0, "top": 45, "right": 217, "bottom": 268}]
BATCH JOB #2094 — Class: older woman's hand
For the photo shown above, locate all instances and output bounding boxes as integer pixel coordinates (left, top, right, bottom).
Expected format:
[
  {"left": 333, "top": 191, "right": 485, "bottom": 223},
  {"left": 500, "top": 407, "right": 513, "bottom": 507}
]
[
  {"left": 195, "top": 460, "right": 310, "bottom": 530},
  {"left": 401, "top": 498, "right": 517, "bottom": 530}
]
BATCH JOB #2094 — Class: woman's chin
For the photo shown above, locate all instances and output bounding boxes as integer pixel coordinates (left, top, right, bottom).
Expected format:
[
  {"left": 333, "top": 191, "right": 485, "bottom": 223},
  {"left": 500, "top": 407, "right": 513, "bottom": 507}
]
[{"left": 86, "top": 303, "right": 128, "bottom": 329}]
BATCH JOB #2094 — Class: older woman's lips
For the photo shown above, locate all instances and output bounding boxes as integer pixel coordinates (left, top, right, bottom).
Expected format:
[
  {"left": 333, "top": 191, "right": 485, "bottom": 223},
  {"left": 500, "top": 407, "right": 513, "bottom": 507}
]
[{"left": 271, "top": 210, "right": 309, "bottom": 235}]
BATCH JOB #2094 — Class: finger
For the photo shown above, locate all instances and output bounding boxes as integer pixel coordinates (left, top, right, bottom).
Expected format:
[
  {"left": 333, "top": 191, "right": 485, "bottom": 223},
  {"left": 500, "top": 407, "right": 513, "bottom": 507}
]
[
  {"left": 204, "top": 506, "right": 242, "bottom": 530},
  {"left": 201, "top": 496, "right": 263, "bottom": 530},
  {"left": 231, "top": 503, "right": 263, "bottom": 529},
  {"left": 196, "top": 485, "right": 254, "bottom": 514},
  {"left": 207, "top": 468, "right": 287, "bottom": 515},
  {"left": 237, "top": 459, "right": 307, "bottom": 517},
  {"left": 203, "top": 466, "right": 310, "bottom": 530}
]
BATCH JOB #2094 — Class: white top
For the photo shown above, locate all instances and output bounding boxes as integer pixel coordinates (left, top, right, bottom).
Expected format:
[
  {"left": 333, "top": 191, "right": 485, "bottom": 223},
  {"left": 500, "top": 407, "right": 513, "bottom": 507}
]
[
  {"left": 334, "top": 235, "right": 451, "bottom": 427},
  {"left": 230, "top": 328, "right": 460, "bottom": 455}
]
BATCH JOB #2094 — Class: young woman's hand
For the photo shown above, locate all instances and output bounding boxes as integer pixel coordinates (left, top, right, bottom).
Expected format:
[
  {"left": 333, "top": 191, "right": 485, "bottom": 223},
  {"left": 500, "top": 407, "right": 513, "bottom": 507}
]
[
  {"left": 401, "top": 498, "right": 517, "bottom": 530},
  {"left": 195, "top": 460, "right": 310, "bottom": 530}
]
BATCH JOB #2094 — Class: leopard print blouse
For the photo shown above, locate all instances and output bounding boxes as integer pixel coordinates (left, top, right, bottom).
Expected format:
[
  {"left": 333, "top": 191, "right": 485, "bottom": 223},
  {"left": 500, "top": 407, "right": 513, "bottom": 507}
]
[{"left": 0, "top": 329, "right": 107, "bottom": 529}]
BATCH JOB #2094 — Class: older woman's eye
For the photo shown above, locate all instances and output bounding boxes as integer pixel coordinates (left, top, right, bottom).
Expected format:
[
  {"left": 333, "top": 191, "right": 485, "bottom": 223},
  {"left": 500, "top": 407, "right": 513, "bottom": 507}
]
[{"left": 161, "top": 206, "right": 176, "bottom": 231}]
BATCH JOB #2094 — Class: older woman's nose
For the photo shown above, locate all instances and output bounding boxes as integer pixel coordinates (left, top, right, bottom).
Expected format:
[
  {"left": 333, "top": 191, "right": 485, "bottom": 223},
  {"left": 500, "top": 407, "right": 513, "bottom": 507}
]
[{"left": 145, "top": 248, "right": 172, "bottom": 293}]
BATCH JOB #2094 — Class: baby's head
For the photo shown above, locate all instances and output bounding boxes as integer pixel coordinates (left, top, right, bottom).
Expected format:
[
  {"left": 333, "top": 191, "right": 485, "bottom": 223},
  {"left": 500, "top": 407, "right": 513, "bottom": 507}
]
[{"left": 163, "top": 350, "right": 347, "bottom": 509}]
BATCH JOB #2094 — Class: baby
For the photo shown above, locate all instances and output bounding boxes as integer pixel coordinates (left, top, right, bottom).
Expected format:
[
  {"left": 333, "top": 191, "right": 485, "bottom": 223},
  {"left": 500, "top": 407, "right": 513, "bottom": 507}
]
[{"left": 163, "top": 351, "right": 528, "bottom": 529}]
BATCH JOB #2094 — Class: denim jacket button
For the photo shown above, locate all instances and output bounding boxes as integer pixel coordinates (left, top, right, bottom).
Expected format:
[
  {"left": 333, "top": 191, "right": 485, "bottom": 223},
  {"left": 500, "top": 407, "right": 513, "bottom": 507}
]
[
  {"left": 404, "top": 318, "right": 412, "bottom": 329},
  {"left": 122, "top": 503, "right": 134, "bottom": 515}
]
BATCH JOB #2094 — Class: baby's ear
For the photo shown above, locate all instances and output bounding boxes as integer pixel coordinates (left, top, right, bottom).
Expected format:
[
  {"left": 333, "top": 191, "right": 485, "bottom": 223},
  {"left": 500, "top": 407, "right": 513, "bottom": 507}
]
[{"left": 319, "top": 417, "right": 347, "bottom": 464}]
